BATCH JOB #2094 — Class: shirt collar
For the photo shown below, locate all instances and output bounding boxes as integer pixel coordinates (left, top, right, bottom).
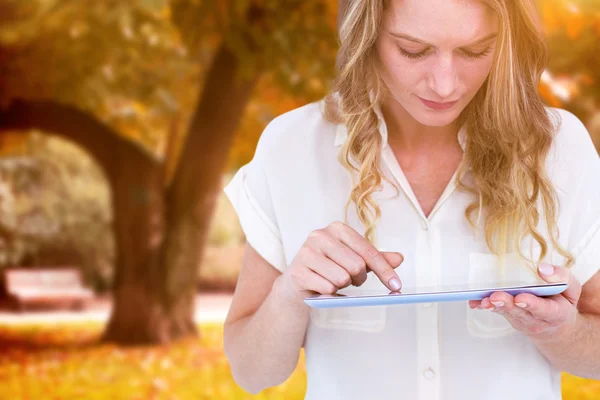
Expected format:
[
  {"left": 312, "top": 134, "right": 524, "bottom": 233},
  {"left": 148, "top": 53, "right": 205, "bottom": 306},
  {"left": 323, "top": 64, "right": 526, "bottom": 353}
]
[{"left": 333, "top": 96, "right": 467, "bottom": 152}]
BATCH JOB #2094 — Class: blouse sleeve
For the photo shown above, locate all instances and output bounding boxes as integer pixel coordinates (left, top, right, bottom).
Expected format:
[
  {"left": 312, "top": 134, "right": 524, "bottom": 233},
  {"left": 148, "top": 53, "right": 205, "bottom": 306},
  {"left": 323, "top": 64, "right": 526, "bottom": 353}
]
[
  {"left": 223, "top": 124, "right": 287, "bottom": 273},
  {"left": 558, "top": 110, "right": 600, "bottom": 286}
]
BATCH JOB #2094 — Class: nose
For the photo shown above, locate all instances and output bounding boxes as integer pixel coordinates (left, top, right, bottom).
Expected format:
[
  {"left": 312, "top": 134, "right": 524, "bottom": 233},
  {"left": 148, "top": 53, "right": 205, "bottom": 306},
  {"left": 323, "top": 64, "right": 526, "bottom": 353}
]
[{"left": 427, "top": 54, "right": 459, "bottom": 101}]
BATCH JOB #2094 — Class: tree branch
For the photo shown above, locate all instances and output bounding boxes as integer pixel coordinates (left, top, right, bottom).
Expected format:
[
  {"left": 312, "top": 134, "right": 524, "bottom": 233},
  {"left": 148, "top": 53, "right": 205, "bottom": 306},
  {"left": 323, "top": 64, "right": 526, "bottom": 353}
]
[{"left": 0, "top": 98, "right": 156, "bottom": 185}]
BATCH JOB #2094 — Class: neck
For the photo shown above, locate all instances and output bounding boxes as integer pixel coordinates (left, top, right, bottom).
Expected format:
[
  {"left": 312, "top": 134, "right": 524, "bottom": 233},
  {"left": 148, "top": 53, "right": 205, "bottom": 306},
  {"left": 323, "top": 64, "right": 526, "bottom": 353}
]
[{"left": 380, "top": 96, "right": 461, "bottom": 152}]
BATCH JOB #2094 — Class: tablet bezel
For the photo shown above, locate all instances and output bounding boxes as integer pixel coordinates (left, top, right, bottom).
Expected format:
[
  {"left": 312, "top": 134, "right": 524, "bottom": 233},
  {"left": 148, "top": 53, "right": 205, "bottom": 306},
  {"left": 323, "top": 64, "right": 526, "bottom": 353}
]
[{"left": 303, "top": 282, "right": 568, "bottom": 308}]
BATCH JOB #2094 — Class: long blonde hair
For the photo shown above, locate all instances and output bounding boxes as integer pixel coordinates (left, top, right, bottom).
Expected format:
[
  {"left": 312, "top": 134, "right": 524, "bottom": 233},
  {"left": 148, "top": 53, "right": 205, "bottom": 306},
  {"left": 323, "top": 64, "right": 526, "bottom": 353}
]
[{"left": 325, "top": 0, "right": 573, "bottom": 267}]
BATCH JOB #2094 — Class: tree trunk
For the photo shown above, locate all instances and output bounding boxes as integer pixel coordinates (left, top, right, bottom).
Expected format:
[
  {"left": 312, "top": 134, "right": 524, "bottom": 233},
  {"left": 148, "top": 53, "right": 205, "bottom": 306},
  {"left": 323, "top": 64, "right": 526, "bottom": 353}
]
[
  {"left": 102, "top": 144, "right": 182, "bottom": 344},
  {"left": 105, "top": 44, "right": 260, "bottom": 344},
  {"left": 164, "top": 41, "right": 262, "bottom": 318},
  {"left": 105, "top": 41, "right": 261, "bottom": 343}
]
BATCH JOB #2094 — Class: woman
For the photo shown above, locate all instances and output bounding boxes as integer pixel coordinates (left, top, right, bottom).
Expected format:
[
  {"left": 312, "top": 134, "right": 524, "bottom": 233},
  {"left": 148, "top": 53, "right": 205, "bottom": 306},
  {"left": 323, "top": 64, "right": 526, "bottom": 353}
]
[{"left": 223, "top": 0, "right": 600, "bottom": 399}]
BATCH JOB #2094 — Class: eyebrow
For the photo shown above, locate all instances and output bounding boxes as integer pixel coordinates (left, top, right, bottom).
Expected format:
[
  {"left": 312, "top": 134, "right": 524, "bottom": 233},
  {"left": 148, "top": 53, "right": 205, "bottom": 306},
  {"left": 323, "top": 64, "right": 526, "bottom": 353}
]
[{"left": 388, "top": 31, "right": 498, "bottom": 47}]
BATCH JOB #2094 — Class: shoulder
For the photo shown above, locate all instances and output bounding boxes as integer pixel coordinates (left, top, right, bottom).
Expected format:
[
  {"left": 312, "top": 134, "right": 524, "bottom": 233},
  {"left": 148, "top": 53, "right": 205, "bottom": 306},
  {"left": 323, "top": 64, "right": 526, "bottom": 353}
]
[
  {"left": 545, "top": 107, "right": 599, "bottom": 192},
  {"left": 252, "top": 97, "right": 338, "bottom": 164},
  {"left": 263, "top": 100, "right": 329, "bottom": 134},
  {"left": 547, "top": 107, "right": 596, "bottom": 160}
]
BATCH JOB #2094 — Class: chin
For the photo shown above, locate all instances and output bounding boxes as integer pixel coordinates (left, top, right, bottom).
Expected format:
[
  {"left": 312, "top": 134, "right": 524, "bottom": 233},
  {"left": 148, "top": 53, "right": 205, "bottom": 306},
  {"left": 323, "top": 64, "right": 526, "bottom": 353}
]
[{"left": 409, "top": 106, "right": 461, "bottom": 127}]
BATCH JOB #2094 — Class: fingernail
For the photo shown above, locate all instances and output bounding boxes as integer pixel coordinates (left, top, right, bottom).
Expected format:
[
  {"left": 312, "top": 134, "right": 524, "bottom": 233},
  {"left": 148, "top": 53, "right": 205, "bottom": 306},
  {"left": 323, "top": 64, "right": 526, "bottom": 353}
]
[
  {"left": 538, "top": 263, "right": 554, "bottom": 277},
  {"left": 516, "top": 302, "right": 527, "bottom": 308},
  {"left": 491, "top": 301, "right": 504, "bottom": 308},
  {"left": 389, "top": 277, "right": 402, "bottom": 291},
  {"left": 487, "top": 306, "right": 495, "bottom": 312}
]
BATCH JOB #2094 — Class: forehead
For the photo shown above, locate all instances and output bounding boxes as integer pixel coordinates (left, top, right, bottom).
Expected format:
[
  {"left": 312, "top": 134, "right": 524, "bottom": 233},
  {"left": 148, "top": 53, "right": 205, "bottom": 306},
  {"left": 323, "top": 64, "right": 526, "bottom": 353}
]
[{"left": 384, "top": 0, "right": 498, "bottom": 46}]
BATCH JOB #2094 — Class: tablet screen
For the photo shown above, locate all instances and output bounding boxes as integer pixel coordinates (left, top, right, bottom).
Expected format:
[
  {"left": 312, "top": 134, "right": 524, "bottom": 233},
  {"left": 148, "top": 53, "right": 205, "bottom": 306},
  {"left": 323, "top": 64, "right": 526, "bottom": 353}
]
[{"left": 311, "top": 280, "right": 557, "bottom": 298}]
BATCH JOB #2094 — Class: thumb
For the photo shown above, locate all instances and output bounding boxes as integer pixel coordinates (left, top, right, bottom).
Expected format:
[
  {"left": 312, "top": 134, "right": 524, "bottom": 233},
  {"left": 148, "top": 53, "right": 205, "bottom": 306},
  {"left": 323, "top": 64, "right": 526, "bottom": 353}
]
[{"left": 538, "top": 263, "right": 582, "bottom": 305}]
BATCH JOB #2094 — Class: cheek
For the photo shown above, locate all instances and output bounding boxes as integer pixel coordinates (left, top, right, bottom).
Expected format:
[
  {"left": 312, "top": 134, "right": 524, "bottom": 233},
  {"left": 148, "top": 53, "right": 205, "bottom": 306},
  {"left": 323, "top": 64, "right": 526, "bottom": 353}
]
[
  {"left": 380, "top": 57, "right": 421, "bottom": 91},
  {"left": 461, "top": 60, "right": 494, "bottom": 91}
]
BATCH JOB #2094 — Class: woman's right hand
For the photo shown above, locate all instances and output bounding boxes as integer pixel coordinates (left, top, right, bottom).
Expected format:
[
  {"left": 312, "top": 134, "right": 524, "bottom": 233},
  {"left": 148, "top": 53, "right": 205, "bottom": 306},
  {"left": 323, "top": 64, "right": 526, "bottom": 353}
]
[{"left": 275, "top": 221, "right": 404, "bottom": 306}]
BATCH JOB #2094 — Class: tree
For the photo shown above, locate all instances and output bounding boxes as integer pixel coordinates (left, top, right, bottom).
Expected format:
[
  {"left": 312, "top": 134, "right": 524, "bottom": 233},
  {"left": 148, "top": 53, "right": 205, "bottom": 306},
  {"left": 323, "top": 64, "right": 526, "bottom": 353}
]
[
  {"left": 539, "top": 1, "right": 600, "bottom": 120},
  {"left": 0, "top": 0, "right": 337, "bottom": 344},
  {"left": 0, "top": 0, "right": 597, "bottom": 345}
]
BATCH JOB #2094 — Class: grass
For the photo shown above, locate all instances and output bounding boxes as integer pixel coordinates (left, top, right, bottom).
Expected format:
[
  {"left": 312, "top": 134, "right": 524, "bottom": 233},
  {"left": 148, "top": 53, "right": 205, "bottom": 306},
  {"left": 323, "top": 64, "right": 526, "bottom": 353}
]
[
  {"left": 0, "top": 323, "right": 598, "bottom": 400},
  {"left": 0, "top": 323, "right": 306, "bottom": 400}
]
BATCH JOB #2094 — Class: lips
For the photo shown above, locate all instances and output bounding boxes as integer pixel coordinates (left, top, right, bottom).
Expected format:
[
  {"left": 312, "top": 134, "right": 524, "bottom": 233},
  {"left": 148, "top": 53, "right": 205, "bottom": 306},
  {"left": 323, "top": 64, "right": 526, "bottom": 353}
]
[{"left": 419, "top": 97, "right": 458, "bottom": 110}]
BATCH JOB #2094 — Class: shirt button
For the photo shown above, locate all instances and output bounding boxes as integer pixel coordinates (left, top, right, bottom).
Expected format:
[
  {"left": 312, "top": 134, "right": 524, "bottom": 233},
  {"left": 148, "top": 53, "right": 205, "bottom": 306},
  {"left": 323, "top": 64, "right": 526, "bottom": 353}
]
[
  {"left": 423, "top": 368, "right": 436, "bottom": 380},
  {"left": 420, "top": 220, "right": 429, "bottom": 230}
]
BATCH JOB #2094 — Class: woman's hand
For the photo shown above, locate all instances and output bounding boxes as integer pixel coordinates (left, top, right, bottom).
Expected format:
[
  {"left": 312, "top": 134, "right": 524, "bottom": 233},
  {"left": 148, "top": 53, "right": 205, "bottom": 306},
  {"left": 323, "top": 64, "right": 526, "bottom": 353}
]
[
  {"left": 468, "top": 263, "right": 582, "bottom": 340},
  {"left": 276, "top": 221, "right": 404, "bottom": 306}
]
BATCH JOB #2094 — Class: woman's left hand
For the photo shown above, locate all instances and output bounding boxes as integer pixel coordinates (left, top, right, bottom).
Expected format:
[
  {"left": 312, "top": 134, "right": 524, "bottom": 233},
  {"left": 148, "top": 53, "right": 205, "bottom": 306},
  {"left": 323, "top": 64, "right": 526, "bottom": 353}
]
[{"left": 468, "top": 263, "right": 582, "bottom": 340}]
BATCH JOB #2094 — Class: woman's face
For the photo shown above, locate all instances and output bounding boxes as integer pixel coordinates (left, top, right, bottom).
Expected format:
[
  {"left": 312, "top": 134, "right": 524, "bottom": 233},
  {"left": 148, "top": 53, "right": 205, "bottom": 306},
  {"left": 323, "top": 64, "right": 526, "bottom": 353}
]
[{"left": 375, "top": 0, "right": 499, "bottom": 127}]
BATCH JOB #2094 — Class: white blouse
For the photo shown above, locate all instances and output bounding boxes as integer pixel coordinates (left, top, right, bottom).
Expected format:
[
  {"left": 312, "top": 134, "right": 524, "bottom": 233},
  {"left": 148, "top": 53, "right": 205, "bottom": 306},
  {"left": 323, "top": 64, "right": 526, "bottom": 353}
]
[{"left": 224, "top": 97, "right": 600, "bottom": 400}]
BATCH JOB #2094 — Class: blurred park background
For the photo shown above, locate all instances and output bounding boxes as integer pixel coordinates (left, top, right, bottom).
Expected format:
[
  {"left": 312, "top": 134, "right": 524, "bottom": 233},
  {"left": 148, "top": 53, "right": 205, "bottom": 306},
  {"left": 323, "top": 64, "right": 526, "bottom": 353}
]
[{"left": 0, "top": 0, "right": 598, "bottom": 399}]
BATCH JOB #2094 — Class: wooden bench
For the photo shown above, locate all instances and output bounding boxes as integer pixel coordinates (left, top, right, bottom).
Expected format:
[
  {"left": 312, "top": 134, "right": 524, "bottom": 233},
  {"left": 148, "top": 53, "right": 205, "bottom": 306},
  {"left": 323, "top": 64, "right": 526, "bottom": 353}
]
[{"left": 2, "top": 268, "right": 94, "bottom": 311}]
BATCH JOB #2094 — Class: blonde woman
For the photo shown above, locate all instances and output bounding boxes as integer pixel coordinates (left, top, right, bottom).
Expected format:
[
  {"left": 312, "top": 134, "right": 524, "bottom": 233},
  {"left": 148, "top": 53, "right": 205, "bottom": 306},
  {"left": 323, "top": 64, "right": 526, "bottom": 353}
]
[{"left": 223, "top": 0, "right": 600, "bottom": 399}]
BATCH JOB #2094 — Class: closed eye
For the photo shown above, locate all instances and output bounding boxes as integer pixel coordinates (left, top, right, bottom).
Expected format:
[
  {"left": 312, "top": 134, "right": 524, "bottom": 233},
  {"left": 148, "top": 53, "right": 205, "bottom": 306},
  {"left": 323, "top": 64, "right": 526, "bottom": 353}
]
[
  {"left": 398, "top": 46, "right": 493, "bottom": 60},
  {"left": 462, "top": 47, "right": 493, "bottom": 59},
  {"left": 398, "top": 47, "right": 431, "bottom": 60}
]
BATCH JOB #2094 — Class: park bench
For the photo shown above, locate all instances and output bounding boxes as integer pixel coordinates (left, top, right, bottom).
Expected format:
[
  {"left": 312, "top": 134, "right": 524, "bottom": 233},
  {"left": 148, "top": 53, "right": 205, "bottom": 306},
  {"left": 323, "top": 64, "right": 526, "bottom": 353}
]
[{"left": 2, "top": 268, "right": 94, "bottom": 311}]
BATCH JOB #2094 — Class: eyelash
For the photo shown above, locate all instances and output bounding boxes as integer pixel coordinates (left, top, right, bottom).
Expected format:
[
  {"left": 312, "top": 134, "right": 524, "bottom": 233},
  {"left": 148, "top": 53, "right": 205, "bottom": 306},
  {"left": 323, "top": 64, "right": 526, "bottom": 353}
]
[{"left": 399, "top": 47, "right": 492, "bottom": 60}]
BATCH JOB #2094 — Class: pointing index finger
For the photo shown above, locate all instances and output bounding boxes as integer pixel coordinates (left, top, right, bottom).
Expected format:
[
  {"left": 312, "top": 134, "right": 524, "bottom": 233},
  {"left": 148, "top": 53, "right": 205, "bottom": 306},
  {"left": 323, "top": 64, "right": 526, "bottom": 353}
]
[{"left": 328, "top": 222, "right": 402, "bottom": 291}]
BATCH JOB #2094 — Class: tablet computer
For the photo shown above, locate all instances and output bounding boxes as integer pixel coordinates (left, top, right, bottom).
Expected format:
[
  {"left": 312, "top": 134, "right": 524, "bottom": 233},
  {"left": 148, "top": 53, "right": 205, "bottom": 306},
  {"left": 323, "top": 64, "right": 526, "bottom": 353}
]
[{"left": 303, "top": 281, "right": 568, "bottom": 308}]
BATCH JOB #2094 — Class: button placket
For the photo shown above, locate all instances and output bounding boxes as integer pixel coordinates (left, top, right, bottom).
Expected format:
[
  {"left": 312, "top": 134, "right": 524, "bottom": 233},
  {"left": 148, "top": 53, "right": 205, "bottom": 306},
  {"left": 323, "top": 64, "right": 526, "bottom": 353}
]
[{"left": 415, "top": 227, "right": 440, "bottom": 400}]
